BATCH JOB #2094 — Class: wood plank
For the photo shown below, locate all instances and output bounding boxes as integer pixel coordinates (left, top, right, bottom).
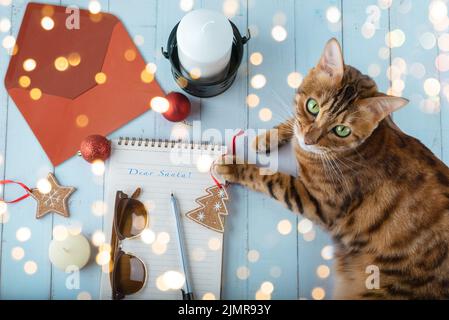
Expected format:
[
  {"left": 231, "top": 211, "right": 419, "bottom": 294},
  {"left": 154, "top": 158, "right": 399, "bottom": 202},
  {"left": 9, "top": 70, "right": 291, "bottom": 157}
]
[
  {"left": 50, "top": 0, "right": 109, "bottom": 300},
  {"left": 0, "top": 0, "right": 12, "bottom": 291},
  {"left": 295, "top": 0, "right": 342, "bottom": 300},
  {"left": 199, "top": 0, "right": 249, "bottom": 301},
  {"left": 248, "top": 0, "right": 298, "bottom": 299},
  {"left": 390, "top": 1, "right": 442, "bottom": 157},
  {"left": 0, "top": 0, "right": 56, "bottom": 299},
  {"left": 154, "top": 0, "right": 202, "bottom": 140}
]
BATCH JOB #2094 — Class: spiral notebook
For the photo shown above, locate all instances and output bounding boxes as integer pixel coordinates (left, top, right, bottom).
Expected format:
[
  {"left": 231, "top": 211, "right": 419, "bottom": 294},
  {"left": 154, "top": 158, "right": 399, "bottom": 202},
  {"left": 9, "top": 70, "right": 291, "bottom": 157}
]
[{"left": 100, "top": 137, "right": 226, "bottom": 300}]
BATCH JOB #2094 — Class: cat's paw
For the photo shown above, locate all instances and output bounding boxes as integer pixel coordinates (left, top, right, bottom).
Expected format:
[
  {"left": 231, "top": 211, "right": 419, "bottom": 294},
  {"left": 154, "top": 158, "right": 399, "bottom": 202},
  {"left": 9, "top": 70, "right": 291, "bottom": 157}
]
[
  {"left": 252, "top": 132, "right": 274, "bottom": 154},
  {"left": 214, "top": 156, "right": 242, "bottom": 183}
]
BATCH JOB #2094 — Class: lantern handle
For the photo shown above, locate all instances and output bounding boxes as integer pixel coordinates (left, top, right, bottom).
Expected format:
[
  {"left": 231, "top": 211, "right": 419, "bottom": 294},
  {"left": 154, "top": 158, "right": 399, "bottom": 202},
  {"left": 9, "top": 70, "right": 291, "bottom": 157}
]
[
  {"left": 242, "top": 29, "right": 251, "bottom": 45},
  {"left": 161, "top": 47, "right": 170, "bottom": 59}
]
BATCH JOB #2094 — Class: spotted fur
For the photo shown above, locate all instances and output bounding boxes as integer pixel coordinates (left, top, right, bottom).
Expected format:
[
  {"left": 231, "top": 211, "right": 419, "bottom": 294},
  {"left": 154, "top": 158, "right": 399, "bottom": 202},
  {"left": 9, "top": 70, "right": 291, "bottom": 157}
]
[{"left": 216, "top": 39, "right": 449, "bottom": 300}]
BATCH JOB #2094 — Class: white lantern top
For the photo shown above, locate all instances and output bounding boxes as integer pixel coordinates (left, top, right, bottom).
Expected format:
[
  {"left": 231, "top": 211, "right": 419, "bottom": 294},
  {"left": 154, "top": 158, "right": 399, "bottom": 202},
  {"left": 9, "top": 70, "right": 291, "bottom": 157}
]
[{"left": 177, "top": 9, "right": 233, "bottom": 64}]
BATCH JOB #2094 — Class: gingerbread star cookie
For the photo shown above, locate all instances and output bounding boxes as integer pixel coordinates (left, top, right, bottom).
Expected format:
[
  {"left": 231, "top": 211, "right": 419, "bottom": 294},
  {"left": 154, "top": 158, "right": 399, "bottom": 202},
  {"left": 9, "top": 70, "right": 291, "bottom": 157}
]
[{"left": 30, "top": 173, "right": 76, "bottom": 219}]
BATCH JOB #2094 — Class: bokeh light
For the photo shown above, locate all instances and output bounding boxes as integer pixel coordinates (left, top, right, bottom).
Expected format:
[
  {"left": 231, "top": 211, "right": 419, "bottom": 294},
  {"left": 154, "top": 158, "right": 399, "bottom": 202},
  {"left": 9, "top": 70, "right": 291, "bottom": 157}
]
[
  {"left": 150, "top": 96, "right": 170, "bottom": 113},
  {"left": 19, "top": 75, "right": 31, "bottom": 88},
  {"left": 30, "top": 88, "right": 42, "bottom": 100},
  {"left": 246, "top": 94, "right": 260, "bottom": 108},
  {"left": 277, "top": 219, "right": 292, "bottom": 235},
  {"left": 223, "top": 0, "right": 239, "bottom": 18},
  {"left": 141, "top": 228, "right": 156, "bottom": 244},
  {"left": 247, "top": 249, "right": 260, "bottom": 263},
  {"left": 163, "top": 271, "right": 185, "bottom": 290},
  {"left": 16, "top": 227, "right": 31, "bottom": 242},
  {"left": 23, "top": 58, "right": 36, "bottom": 72},
  {"left": 24, "top": 261, "right": 38, "bottom": 275},
  {"left": 386, "top": 29, "right": 406, "bottom": 48},
  {"left": 0, "top": 18, "right": 11, "bottom": 32},
  {"left": 54, "top": 56, "right": 69, "bottom": 71},
  {"left": 141, "top": 69, "right": 154, "bottom": 83},
  {"left": 271, "top": 25, "right": 287, "bottom": 42},
  {"left": 236, "top": 266, "right": 250, "bottom": 280},
  {"left": 124, "top": 49, "right": 137, "bottom": 62},
  {"left": 41, "top": 16, "right": 54, "bottom": 30},
  {"left": 297, "top": 218, "right": 313, "bottom": 234},
  {"left": 11, "top": 246, "right": 25, "bottom": 261},
  {"left": 368, "top": 64, "right": 381, "bottom": 78},
  {"left": 68, "top": 52, "right": 81, "bottom": 66},
  {"left": 91, "top": 200, "right": 107, "bottom": 216},
  {"left": 250, "top": 52, "right": 263, "bottom": 66},
  {"left": 180, "top": 0, "right": 194, "bottom": 12},
  {"left": 429, "top": 0, "right": 447, "bottom": 24},
  {"left": 202, "top": 292, "right": 216, "bottom": 300},
  {"left": 196, "top": 154, "right": 214, "bottom": 172},
  {"left": 255, "top": 290, "right": 271, "bottom": 300},
  {"left": 259, "top": 108, "right": 272, "bottom": 122},
  {"left": 420, "top": 32, "right": 436, "bottom": 50},
  {"left": 312, "top": 287, "right": 326, "bottom": 300},
  {"left": 378, "top": 0, "right": 393, "bottom": 10},
  {"left": 287, "top": 72, "right": 303, "bottom": 89},
  {"left": 146, "top": 62, "right": 157, "bottom": 74},
  {"left": 76, "top": 114, "right": 89, "bottom": 128},
  {"left": 152, "top": 241, "right": 167, "bottom": 255},
  {"left": 88, "top": 0, "right": 101, "bottom": 14},
  {"left": 303, "top": 229, "right": 316, "bottom": 242},
  {"left": 96, "top": 250, "right": 110, "bottom": 266},
  {"left": 77, "top": 292, "right": 92, "bottom": 300},
  {"left": 326, "top": 6, "right": 341, "bottom": 23},
  {"left": 424, "top": 78, "right": 441, "bottom": 96},
  {"left": 91, "top": 160, "right": 105, "bottom": 176},
  {"left": 92, "top": 230, "right": 106, "bottom": 247},
  {"left": 316, "top": 265, "right": 330, "bottom": 279},
  {"left": 208, "top": 238, "right": 221, "bottom": 251},
  {"left": 95, "top": 72, "right": 107, "bottom": 85},
  {"left": 321, "top": 245, "right": 334, "bottom": 260},
  {"left": 157, "top": 232, "right": 170, "bottom": 245},
  {"left": 260, "top": 281, "right": 274, "bottom": 295},
  {"left": 134, "top": 35, "right": 145, "bottom": 46},
  {"left": 2, "top": 35, "right": 15, "bottom": 49},
  {"left": 52, "top": 225, "right": 68, "bottom": 241}
]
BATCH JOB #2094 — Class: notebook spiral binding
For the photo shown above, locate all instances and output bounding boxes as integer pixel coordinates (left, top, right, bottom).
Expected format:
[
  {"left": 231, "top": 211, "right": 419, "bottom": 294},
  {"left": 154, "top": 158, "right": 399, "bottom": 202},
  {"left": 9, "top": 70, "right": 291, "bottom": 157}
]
[{"left": 117, "top": 137, "right": 223, "bottom": 152}]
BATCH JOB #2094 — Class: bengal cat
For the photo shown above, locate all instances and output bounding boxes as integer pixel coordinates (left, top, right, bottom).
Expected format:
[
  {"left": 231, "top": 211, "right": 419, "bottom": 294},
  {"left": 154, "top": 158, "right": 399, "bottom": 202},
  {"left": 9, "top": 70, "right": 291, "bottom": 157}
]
[{"left": 216, "top": 39, "right": 449, "bottom": 300}]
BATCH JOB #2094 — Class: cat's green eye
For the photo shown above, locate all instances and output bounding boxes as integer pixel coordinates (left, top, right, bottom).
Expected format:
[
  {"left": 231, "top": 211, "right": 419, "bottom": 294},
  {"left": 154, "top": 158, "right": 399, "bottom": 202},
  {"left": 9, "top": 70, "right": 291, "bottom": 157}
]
[
  {"left": 334, "top": 125, "right": 352, "bottom": 138},
  {"left": 306, "top": 98, "right": 320, "bottom": 115}
]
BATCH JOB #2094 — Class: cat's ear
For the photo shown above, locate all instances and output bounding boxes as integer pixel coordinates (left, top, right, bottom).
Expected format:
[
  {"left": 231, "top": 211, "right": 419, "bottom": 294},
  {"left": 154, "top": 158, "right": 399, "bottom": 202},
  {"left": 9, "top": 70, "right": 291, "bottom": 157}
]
[
  {"left": 317, "top": 38, "right": 344, "bottom": 82},
  {"left": 358, "top": 96, "right": 409, "bottom": 122}
]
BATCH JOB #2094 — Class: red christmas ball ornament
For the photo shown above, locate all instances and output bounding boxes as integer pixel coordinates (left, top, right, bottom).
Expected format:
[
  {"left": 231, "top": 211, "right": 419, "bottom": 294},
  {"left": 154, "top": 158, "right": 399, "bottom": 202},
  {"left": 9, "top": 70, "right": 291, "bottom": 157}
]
[
  {"left": 80, "top": 134, "right": 111, "bottom": 163},
  {"left": 163, "top": 92, "right": 191, "bottom": 122}
]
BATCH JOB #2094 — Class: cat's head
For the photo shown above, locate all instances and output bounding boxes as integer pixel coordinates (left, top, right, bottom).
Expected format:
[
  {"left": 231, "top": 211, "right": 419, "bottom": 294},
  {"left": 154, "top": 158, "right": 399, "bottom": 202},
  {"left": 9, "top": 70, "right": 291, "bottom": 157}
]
[{"left": 294, "top": 38, "right": 409, "bottom": 154}]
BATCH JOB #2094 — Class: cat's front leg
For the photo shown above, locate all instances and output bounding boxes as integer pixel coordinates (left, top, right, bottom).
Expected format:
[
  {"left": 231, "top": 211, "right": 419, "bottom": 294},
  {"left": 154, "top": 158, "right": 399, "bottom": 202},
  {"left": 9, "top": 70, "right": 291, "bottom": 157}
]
[
  {"left": 252, "top": 118, "right": 295, "bottom": 153},
  {"left": 215, "top": 158, "right": 327, "bottom": 226}
]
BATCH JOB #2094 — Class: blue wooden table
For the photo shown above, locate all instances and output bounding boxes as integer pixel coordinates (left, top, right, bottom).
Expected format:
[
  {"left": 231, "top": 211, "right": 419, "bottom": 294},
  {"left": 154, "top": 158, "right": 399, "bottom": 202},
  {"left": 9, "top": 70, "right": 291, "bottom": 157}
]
[{"left": 0, "top": 0, "right": 447, "bottom": 300}]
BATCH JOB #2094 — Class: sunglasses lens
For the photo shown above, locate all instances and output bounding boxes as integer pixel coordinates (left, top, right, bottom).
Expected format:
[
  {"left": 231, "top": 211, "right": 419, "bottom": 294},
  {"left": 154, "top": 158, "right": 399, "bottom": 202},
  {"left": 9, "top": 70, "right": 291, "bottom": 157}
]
[
  {"left": 115, "top": 253, "right": 146, "bottom": 296},
  {"left": 118, "top": 199, "right": 148, "bottom": 238}
]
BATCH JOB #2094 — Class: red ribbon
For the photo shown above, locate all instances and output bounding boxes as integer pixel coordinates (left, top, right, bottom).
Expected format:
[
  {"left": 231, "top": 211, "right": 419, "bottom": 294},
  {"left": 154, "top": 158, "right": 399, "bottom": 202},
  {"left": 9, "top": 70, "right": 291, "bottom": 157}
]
[
  {"left": 211, "top": 130, "right": 245, "bottom": 189},
  {"left": 0, "top": 180, "right": 32, "bottom": 204}
]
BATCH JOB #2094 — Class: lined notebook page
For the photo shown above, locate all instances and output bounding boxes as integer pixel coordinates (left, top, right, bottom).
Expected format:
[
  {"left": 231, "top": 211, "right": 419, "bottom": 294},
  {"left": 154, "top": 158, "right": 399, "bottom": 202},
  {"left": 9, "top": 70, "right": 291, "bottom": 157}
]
[{"left": 100, "top": 139, "right": 225, "bottom": 300}]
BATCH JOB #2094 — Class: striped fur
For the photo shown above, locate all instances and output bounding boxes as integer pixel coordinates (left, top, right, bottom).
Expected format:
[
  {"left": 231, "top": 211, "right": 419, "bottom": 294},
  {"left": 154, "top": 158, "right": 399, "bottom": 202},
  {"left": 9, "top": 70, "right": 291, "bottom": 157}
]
[{"left": 216, "top": 39, "right": 449, "bottom": 300}]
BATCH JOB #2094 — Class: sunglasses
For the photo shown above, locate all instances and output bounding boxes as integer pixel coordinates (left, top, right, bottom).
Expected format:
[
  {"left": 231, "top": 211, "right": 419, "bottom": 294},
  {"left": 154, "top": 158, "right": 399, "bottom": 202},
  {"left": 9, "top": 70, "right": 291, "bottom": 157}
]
[{"left": 110, "top": 188, "right": 149, "bottom": 300}]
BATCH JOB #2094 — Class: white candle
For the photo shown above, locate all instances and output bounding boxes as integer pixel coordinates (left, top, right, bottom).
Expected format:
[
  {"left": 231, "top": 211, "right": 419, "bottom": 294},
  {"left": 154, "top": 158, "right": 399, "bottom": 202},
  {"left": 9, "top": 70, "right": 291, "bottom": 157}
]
[
  {"left": 49, "top": 233, "right": 91, "bottom": 271},
  {"left": 177, "top": 9, "right": 234, "bottom": 81}
]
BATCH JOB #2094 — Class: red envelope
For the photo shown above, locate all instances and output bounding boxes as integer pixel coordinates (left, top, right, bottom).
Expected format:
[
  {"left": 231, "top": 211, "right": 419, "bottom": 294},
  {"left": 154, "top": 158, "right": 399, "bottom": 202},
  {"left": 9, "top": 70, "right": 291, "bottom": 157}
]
[{"left": 4, "top": 3, "right": 164, "bottom": 166}]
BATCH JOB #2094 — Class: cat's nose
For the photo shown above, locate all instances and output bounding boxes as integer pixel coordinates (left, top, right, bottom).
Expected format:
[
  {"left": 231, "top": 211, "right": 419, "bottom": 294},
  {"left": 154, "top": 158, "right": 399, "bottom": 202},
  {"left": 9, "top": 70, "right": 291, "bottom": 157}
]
[
  {"left": 303, "top": 128, "right": 321, "bottom": 145},
  {"left": 304, "top": 136, "right": 315, "bottom": 145}
]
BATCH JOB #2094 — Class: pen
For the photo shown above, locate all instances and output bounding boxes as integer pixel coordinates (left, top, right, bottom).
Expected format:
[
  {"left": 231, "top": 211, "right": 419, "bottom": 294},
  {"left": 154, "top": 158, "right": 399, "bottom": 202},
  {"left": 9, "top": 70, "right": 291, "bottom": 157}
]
[{"left": 170, "top": 193, "right": 194, "bottom": 300}]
